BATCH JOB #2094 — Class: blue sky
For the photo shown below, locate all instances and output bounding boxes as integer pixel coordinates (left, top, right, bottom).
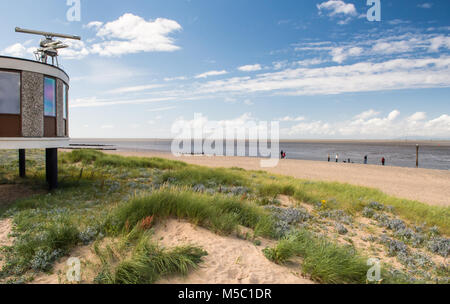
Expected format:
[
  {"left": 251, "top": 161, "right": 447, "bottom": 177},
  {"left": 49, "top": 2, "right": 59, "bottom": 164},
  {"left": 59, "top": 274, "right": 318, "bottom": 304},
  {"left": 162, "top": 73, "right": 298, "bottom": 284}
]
[{"left": 1, "top": 0, "right": 449, "bottom": 139}]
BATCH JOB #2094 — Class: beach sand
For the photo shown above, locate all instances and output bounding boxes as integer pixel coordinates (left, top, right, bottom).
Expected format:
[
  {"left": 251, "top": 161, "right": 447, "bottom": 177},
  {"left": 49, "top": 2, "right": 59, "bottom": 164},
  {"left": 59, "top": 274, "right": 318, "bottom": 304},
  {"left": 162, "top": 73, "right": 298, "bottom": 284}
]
[
  {"left": 106, "top": 151, "right": 450, "bottom": 207},
  {"left": 155, "top": 219, "right": 314, "bottom": 284}
]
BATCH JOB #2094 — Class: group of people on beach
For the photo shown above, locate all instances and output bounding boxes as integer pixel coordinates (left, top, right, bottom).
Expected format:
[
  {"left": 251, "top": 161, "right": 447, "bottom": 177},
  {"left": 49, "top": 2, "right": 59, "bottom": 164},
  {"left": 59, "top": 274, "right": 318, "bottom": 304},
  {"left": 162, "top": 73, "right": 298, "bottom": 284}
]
[
  {"left": 280, "top": 150, "right": 386, "bottom": 166},
  {"left": 328, "top": 154, "right": 386, "bottom": 166}
]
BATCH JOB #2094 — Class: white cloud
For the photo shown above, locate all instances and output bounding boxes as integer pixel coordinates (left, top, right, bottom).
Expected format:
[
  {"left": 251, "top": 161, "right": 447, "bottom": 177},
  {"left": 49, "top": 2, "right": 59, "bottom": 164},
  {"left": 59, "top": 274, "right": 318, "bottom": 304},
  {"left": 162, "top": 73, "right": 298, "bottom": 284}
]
[
  {"left": 354, "top": 109, "right": 380, "bottom": 120},
  {"left": 295, "top": 33, "right": 450, "bottom": 64},
  {"left": 58, "top": 40, "right": 90, "bottom": 59},
  {"left": 238, "top": 64, "right": 262, "bottom": 72},
  {"left": 429, "top": 36, "right": 450, "bottom": 52},
  {"left": 91, "top": 14, "right": 182, "bottom": 56},
  {"left": 194, "top": 56, "right": 450, "bottom": 96},
  {"left": 195, "top": 70, "right": 228, "bottom": 79},
  {"left": 71, "top": 96, "right": 177, "bottom": 108},
  {"left": 1, "top": 43, "right": 34, "bottom": 57},
  {"left": 106, "top": 84, "right": 164, "bottom": 94},
  {"left": 164, "top": 76, "right": 187, "bottom": 81},
  {"left": 59, "top": 13, "right": 182, "bottom": 59},
  {"left": 279, "top": 116, "right": 306, "bottom": 122},
  {"left": 273, "top": 61, "right": 289, "bottom": 70},
  {"left": 283, "top": 110, "right": 450, "bottom": 139},
  {"left": 84, "top": 21, "right": 103, "bottom": 29},
  {"left": 408, "top": 112, "right": 427, "bottom": 122},
  {"left": 296, "top": 58, "right": 326, "bottom": 66},
  {"left": 330, "top": 46, "right": 363, "bottom": 63},
  {"left": 387, "top": 110, "right": 400, "bottom": 121},
  {"left": 317, "top": 1, "right": 357, "bottom": 17}
]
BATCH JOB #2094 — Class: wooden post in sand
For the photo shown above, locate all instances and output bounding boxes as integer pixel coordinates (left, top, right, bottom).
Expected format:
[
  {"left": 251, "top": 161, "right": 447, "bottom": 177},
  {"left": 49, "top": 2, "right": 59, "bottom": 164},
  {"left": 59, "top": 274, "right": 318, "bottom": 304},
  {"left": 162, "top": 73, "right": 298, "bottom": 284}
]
[{"left": 416, "top": 145, "right": 419, "bottom": 168}]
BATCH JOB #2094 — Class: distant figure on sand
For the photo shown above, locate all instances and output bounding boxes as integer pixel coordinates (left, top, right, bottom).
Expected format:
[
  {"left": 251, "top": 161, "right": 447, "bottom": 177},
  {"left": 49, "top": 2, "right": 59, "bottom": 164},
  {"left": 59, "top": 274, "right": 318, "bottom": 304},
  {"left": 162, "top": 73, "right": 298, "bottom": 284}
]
[
  {"left": 281, "top": 150, "right": 284, "bottom": 159},
  {"left": 336, "top": 154, "right": 339, "bottom": 163},
  {"left": 382, "top": 157, "right": 386, "bottom": 166},
  {"left": 281, "top": 151, "right": 286, "bottom": 160},
  {"left": 364, "top": 155, "right": 368, "bottom": 165},
  {"left": 328, "top": 154, "right": 331, "bottom": 162}
]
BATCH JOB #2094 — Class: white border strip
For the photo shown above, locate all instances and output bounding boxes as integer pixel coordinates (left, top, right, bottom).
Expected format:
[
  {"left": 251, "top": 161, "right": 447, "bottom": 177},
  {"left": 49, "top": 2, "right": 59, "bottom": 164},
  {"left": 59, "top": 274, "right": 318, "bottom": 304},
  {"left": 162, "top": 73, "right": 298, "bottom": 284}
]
[{"left": 0, "top": 138, "right": 69, "bottom": 149}]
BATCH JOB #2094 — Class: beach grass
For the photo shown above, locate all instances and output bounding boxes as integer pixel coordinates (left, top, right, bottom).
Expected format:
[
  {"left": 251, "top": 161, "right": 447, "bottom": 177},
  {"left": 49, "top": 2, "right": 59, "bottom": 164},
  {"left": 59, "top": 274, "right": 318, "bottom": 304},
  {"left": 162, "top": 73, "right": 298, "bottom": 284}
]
[
  {"left": 62, "top": 149, "right": 187, "bottom": 170},
  {"left": 255, "top": 177, "right": 449, "bottom": 235},
  {"left": 263, "top": 229, "right": 370, "bottom": 284},
  {"left": 107, "top": 187, "right": 277, "bottom": 238},
  {"left": 263, "top": 229, "right": 415, "bottom": 284},
  {"left": 94, "top": 228, "right": 207, "bottom": 284},
  {"left": 0, "top": 149, "right": 448, "bottom": 284}
]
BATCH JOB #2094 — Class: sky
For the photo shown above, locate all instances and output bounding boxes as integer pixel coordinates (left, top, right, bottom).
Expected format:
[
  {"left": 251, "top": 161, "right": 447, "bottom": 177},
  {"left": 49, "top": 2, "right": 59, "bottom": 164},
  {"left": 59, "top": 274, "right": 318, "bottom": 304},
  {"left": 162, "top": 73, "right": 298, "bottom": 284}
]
[{"left": 1, "top": 0, "right": 449, "bottom": 139}]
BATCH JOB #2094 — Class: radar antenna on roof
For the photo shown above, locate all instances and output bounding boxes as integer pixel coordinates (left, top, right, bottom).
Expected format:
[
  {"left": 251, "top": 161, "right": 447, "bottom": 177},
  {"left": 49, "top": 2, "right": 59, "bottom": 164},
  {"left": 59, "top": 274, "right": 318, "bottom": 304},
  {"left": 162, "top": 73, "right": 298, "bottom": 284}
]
[{"left": 15, "top": 27, "right": 81, "bottom": 67}]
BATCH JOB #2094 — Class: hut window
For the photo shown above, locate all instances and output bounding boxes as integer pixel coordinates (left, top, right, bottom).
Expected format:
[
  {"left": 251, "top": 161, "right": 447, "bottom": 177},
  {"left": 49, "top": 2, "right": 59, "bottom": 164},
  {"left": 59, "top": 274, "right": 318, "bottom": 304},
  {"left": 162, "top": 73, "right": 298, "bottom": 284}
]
[
  {"left": 0, "top": 71, "right": 20, "bottom": 114},
  {"left": 44, "top": 77, "right": 56, "bottom": 117}
]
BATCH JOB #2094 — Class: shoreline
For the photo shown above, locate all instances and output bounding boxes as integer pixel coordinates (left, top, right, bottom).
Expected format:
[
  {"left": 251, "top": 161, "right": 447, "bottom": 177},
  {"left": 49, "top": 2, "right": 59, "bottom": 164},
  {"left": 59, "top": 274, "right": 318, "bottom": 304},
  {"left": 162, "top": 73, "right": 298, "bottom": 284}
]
[
  {"left": 71, "top": 138, "right": 450, "bottom": 147},
  {"left": 102, "top": 150, "right": 450, "bottom": 207}
]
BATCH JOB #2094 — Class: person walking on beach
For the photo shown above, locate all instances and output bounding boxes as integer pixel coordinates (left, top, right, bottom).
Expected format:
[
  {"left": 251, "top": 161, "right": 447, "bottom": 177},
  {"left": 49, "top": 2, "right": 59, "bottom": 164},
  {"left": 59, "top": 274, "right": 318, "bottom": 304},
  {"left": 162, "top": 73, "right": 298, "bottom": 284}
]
[
  {"left": 381, "top": 157, "right": 386, "bottom": 166},
  {"left": 281, "top": 150, "right": 284, "bottom": 159},
  {"left": 328, "top": 154, "right": 331, "bottom": 162},
  {"left": 364, "top": 155, "right": 368, "bottom": 165},
  {"left": 336, "top": 154, "right": 339, "bottom": 163}
]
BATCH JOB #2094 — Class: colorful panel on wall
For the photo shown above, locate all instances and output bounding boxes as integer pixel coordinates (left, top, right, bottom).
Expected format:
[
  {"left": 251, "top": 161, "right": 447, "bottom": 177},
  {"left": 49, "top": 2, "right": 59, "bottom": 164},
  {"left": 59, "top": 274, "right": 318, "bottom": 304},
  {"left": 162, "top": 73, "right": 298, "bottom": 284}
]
[{"left": 44, "top": 77, "right": 56, "bottom": 117}]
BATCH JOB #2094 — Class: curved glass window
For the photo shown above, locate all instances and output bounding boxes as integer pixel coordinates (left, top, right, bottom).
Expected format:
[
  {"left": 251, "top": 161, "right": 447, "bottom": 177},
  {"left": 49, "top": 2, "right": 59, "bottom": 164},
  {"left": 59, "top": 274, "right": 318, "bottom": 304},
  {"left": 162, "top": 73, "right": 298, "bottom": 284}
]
[
  {"left": 44, "top": 77, "right": 56, "bottom": 117},
  {"left": 0, "top": 71, "right": 20, "bottom": 114}
]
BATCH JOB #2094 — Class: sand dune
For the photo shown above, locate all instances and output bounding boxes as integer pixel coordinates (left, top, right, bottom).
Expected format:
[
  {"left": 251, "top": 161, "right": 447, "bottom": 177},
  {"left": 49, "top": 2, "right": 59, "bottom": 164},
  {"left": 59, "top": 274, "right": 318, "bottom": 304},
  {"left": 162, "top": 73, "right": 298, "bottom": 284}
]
[
  {"left": 107, "top": 151, "right": 450, "bottom": 207},
  {"left": 155, "top": 219, "right": 313, "bottom": 284}
]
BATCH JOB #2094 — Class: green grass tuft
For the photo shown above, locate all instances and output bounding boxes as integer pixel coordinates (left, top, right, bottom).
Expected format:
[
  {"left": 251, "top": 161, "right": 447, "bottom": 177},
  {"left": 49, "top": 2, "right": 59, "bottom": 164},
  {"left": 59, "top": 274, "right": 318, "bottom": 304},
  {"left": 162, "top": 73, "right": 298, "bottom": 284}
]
[
  {"left": 62, "top": 149, "right": 187, "bottom": 170},
  {"left": 107, "top": 188, "right": 277, "bottom": 238},
  {"left": 94, "top": 230, "right": 207, "bottom": 284}
]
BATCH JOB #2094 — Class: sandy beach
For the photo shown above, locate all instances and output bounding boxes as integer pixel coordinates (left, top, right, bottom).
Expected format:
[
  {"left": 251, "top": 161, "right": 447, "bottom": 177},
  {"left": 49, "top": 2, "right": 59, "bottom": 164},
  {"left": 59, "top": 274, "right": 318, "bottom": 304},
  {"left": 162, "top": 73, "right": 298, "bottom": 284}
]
[{"left": 106, "top": 151, "right": 450, "bottom": 207}]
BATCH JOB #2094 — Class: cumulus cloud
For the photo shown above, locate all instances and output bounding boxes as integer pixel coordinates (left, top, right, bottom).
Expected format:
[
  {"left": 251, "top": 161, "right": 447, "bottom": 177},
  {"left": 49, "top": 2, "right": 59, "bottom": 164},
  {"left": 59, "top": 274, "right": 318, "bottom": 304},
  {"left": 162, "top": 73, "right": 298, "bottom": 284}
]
[
  {"left": 238, "top": 64, "right": 262, "bottom": 72},
  {"left": 195, "top": 70, "right": 228, "bottom": 79},
  {"left": 90, "top": 14, "right": 182, "bottom": 56},
  {"left": 354, "top": 109, "right": 380, "bottom": 120},
  {"left": 284, "top": 110, "right": 450, "bottom": 139},
  {"left": 317, "top": 0, "right": 357, "bottom": 17},
  {"left": 1, "top": 43, "right": 34, "bottom": 57},
  {"left": 408, "top": 112, "right": 427, "bottom": 121},
  {"left": 84, "top": 21, "right": 103, "bottom": 29},
  {"left": 3, "top": 13, "right": 182, "bottom": 60},
  {"left": 3, "top": 14, "right": 183, "bottom": 59}
]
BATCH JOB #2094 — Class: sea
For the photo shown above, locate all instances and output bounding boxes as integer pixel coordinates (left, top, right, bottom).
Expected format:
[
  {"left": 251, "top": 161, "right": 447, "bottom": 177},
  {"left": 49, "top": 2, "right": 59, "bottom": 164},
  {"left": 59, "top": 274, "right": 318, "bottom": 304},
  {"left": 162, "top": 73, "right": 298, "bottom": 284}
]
[{"left": 69, "top": 139, "right": 450, "bottom": 171}]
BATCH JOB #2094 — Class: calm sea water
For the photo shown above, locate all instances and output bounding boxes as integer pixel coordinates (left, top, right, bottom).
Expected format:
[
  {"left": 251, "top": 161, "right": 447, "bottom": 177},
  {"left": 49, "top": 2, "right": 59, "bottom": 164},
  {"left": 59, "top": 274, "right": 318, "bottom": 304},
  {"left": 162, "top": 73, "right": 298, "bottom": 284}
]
[{"left": 69, "top": 139, "right": 450, "bottom": 171}]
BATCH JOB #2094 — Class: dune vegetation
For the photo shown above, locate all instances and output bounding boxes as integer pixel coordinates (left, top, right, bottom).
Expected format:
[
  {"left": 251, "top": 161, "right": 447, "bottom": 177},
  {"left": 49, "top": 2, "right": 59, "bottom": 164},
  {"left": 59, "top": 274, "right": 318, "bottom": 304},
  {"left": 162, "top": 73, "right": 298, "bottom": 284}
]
[{"left": 0, "top": 149, "right": 448, "bottom": 284}]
